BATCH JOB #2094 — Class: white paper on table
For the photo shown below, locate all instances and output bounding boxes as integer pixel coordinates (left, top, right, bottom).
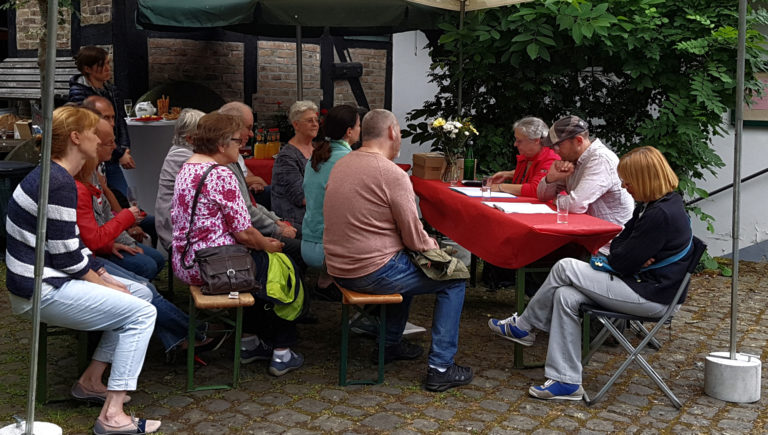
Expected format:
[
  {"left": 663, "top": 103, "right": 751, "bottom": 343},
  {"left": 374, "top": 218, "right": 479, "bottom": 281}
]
[
  {"left": 449, "top": 186, "right": 516, "bottom": 198},
  {"left": 482, "top": 201, "right": 556, "bottom": 214}
]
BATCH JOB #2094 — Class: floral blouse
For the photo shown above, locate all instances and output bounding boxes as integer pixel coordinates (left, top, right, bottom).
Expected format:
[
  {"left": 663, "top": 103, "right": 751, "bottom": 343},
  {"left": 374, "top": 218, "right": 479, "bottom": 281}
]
[{"left": 171, "top": 162, "right": 252, "bottom": 285}]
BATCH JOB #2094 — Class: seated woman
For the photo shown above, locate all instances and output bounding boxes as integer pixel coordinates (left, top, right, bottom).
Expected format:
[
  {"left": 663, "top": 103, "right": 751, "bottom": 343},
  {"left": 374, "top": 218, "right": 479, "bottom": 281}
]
[
  {"left": 488, "top": 146, "right": 692, "bottom": 400},
  {"left": 271, "top": 100, "right": 319, "bottom": 226},
  {"left": 74, "top": 118, "right": 165, "bottom": 281},
  {"left": 5, "top": 106, "right": 161, "bottom": 434},
  {"left": 155, "top": 108, "right": 206, "bottom": 250},
  {"left": 488, "top": 117, "right": 559, "bottom": 196},
  {"left": 171, "top": 112, "right": 303, "bottom": 376},
  {"left": 301, "top": 105, "right": 360, "bottom": 269}
]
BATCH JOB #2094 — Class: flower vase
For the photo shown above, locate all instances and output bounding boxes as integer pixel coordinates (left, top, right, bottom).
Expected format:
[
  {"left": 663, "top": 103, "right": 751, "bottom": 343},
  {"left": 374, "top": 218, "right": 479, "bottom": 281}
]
[{"left": 442, "top": 154, "right": 461, "bottom": 185}]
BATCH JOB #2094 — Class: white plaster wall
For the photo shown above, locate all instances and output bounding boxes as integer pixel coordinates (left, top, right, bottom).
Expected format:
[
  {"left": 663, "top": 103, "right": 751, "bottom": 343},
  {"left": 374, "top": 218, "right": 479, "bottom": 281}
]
[
  {"left": 691, "top": 121, "right": 768, "bottom": 258},
  {"left": 392, "top": 32, "right": 438, "bottom": 165}
]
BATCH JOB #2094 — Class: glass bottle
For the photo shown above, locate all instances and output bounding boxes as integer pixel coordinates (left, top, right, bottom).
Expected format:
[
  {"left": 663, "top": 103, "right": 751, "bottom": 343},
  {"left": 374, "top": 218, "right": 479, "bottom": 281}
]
[
  {"left": 463, "top": 146, "right": 476, "bottom": 180},
  {"left": 267, "top": 128, "right": 281, "bottom": 157},
  {"left": 254, "top": 128, "right": 266, "bottom": 159}
]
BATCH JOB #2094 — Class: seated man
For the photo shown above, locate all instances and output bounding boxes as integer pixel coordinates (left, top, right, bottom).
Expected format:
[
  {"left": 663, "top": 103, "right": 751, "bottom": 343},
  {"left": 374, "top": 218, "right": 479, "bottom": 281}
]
[
  {"left": 537, "top": 115, "right": 634, "bottom": 253},
  {"left": 324, "top": 109, "right": 472, "bottom": 392}
]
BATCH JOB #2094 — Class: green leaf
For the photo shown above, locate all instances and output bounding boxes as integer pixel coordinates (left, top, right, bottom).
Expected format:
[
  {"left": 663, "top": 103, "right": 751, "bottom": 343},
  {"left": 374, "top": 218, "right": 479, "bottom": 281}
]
[
  {"left": 526, "top": 42, "right": 539, "bottom": 59},
  {"left": 511, "top": 33, "right": 535, "bottom": 42}
]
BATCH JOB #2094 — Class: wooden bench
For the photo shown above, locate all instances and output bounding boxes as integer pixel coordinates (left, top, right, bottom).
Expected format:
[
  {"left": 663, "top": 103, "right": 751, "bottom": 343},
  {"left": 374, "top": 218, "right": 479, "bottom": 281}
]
[
  {"left": 187, "top": 285, "right": 255, "bottom": 391},
  {"left": 0, "top": 57, "right": 77, "bottom": 101},
  {"left": 336, "top": 282, "right": 403, "bottom": 386}
]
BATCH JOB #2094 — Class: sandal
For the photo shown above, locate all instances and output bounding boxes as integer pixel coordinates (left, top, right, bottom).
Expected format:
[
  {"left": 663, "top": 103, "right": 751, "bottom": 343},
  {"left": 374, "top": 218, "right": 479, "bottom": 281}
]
[{"left": 93, "top": 417, "right": 161, "bottom": 434}]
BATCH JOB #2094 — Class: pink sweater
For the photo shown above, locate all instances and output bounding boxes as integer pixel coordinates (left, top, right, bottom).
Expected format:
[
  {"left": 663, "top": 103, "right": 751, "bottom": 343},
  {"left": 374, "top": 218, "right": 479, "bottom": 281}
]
[{"left": 324, "top": 151, "right": 438, "bottom": 278}]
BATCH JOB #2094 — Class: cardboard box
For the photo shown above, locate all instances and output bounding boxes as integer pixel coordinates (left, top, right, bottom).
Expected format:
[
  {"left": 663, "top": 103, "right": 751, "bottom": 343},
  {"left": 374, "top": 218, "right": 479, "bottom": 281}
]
[
  {"left": 412, "top": 152, "right": 446, "bottom": 180},
  {"left": 14, "top": 120, "right": 33, "bottom": 139}
]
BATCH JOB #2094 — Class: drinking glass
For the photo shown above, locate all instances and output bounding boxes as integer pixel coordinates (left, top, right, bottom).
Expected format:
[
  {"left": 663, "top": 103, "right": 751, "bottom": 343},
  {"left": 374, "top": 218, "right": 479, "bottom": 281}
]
[
  {"left": 126, "top": 185, "right": 139, "bottom": 208},
  {"left": 0, "top": 128, "right": 6, "bottom": 146},
  {"left": 481, "top": 177, "right": 492, "bottom": 200},
  {"left": 556, "top": 194, "right": 569, "bottom": 224},
  {"left": 123, "top": 99, "right": 133, "bottom": 118}
]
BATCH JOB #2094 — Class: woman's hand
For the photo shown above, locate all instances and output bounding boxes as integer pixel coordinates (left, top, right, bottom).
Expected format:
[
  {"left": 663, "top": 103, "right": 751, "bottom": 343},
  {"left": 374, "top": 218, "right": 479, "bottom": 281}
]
[
  {"left": 100, "top": 271, "right": 130, "bottom": 294},
  {"left": 261, "top": 237, "right": 284, "bottom": 253},
  {"left": 128, "top": 206, "right": 144, "bottom": 223},
  {"left": 111, "top": 243, "right": 141, "bottom": 259},
  {"left": 489, "top": 170, "right": 514, "bottom": 184},
  {"left": 642, "top": 258, "right": 656, "bottom": 268},
  {"left": 246, "top": 175, "right": 267, "bottom": 193},
  {"left": 127, "top": 225, "right": 146, "bottom": 242},
  {"left": 276, "top": 221, "right": 297, "bottom": 239}
]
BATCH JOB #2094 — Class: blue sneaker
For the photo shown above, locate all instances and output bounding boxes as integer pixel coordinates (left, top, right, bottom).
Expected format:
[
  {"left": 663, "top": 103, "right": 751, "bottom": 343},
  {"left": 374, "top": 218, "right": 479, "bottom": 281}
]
[
  {"left": 240, "top": 340, "right": 273, "bottom": 364},
  {"left": 529, "top": 379, "right": 584, "bottom": 400},
  {"left": 269, "top": 350, "right": 304, "bottom": 376},
  {"left": 488, "top": 314, "right": 535, "bottom": 346}
]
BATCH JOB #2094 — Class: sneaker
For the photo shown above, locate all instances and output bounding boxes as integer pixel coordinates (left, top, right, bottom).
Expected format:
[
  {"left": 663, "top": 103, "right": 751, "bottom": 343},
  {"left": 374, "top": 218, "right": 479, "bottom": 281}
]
[
  {"left": 240, "top": 340, "right": 274, "bottom": 364},
  {"left": 488, "top": 314, "right": 535, "bottom": 346},
  {"left": 372, "top": 338, "right": 424, "bottom": 364},
  {"left": 425, "top": 363, "right": 474, "bottom": 392},
  {"left": 529, "top": 379, "right": 584, "bottom": 400},
  {"left": 269, "top": 351, "right": 304, "bottom": 376}
]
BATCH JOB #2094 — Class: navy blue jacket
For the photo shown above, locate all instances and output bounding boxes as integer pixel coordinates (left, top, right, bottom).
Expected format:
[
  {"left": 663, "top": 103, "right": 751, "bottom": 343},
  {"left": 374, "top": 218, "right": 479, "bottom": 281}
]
[
  {"left": 608, "top": 192, "right": 693, "bottom": 305},
  {"left": 68, "top": 74, "right": 130, "bottom": 161}
]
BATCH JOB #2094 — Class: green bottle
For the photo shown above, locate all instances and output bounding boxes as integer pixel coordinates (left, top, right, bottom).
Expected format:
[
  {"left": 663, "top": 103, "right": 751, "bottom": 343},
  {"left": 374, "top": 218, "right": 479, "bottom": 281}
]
[{"left": 463, "top": 146, "right": 475, "bottom": 180}]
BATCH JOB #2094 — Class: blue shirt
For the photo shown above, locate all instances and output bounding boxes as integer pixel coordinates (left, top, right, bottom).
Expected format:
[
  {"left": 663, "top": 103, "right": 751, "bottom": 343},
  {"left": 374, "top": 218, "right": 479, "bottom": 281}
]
[{"left": 302, "top": 140, "right": 352, "bottom": 244}]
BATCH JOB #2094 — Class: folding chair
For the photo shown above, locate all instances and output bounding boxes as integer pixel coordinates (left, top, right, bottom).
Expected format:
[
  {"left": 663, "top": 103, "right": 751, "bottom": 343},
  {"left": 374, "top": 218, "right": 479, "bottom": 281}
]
[{"left": 580, "top": 236, "right": 706, "bottom": 408}]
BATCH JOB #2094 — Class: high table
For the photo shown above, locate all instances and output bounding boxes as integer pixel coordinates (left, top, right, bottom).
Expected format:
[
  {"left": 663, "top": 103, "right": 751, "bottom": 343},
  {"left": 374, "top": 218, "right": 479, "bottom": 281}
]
[
  {"left": 123, "top": 119, "right": 176, "bottom": 216},
  {"left": 412, "top": 177, "right": 622, "bottom": 367}
]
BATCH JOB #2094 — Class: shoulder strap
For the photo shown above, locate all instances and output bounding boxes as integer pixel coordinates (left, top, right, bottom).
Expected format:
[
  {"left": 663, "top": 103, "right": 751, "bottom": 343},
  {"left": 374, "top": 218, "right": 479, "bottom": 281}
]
[{"left": 180, "top": 164, "right": 220, "bottom": 270}]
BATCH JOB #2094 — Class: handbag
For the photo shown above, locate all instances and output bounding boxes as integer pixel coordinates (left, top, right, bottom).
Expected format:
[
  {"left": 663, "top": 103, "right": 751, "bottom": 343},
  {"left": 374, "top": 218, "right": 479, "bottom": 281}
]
[{"left": 180, "top": 164, "right": 259, "bottom": 295}]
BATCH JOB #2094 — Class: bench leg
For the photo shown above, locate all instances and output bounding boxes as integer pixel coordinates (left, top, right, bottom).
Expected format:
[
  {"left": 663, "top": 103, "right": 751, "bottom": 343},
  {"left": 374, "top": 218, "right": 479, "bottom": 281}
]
[
  {"left": 187, "top": 296, "right": 196, "bottom": 391},
  {"left": 339, "top": 304, "right": 388, "bottom": 386},
  {"left": 36, "top": 324, "right": 49, "bottom": 404},
  {"left": 339, "top": 304, "right": 350, "bottom": 386},
  {"left": 376, "top": 306, "right": 387, "bottom": 385},
  {"left": 232, "top": 307, "right": 244, "bottom": 388}
]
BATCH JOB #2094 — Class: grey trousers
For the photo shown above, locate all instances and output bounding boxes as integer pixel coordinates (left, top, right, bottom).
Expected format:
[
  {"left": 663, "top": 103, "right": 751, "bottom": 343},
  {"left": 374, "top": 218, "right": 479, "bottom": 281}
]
[{"left": 516, "top": 258, "right": 667, "bottom": 384}]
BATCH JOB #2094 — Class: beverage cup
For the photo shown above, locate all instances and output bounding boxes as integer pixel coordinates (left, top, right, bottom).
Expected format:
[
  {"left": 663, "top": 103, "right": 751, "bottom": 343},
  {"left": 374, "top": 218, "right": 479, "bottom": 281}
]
[
  {"left": 556, "top": 195, "right": 569, "bottom": 224},
  {"left": 481, "top": 177, "right": 492, "bottom": 200}
]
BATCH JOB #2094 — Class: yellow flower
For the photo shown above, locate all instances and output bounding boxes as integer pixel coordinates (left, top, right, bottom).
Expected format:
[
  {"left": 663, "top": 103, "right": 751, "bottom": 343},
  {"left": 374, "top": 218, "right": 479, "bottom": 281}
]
[
  {"left": 470, "top": 126, "right": 479, "bottom": 135},
  {"left": 432, "top": 118, "right": 446, "bottom": 128}
]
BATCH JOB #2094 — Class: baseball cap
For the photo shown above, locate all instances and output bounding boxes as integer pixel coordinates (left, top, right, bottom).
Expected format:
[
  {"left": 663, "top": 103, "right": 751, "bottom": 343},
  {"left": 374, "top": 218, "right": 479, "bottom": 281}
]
[{"left": 542, "top": 115, "right": 588, "bottom": 148}]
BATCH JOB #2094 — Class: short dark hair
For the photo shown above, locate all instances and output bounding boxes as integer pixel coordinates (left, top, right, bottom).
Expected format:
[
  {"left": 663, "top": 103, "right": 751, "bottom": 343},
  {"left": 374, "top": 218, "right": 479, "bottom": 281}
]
[
  {"left": 74, "top": 46, "right": 109, "bottom": 75},
  {"left": 192, "top": 112, "right": 244, "bottom": 155},
  {"left": 310, "top": 105, "right": 359, "bottom": 171}
]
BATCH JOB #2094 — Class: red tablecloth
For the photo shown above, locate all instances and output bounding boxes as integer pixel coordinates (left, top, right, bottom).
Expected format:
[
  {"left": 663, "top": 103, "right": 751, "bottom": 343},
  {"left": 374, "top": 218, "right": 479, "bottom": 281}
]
[
  {"left": 244, "top": 158, "right": 275, "bottom": 184},
  {"left": 412, "top": 177, "right": 622, "bottom": 269},
  {"left": 245, "top": 158, "right": 411, "bottom": 186}
]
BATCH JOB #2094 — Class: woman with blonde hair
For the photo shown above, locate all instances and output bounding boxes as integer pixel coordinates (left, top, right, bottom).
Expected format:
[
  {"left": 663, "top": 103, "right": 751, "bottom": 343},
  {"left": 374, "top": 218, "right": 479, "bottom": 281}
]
[
  {"left": 5, "top": 106, "right": 161, "bottom": 434},
  {"left": 488, "top": 146, "right": 693, "bottom": 401}
]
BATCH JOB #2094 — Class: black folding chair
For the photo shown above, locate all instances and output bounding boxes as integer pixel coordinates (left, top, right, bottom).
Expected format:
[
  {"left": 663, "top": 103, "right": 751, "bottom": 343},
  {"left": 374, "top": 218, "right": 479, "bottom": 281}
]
[{"left": 580, "top": 237, "right": 706, "bottom": 408}]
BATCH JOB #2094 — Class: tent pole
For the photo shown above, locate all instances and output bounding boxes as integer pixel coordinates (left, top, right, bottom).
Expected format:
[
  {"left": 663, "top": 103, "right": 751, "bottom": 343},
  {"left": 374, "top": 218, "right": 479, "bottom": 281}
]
[
  {"left": 457, "top": 0, "right": 465, "bottom": 116},
  {"left": 296, "top": 23, "right": 303, "bottom": 101},
  {"left": 25, "top": 0, "right": 58, "bottom": 432},
  {"left": 729, "top": 0, "right": 747, "bottom": 360}
]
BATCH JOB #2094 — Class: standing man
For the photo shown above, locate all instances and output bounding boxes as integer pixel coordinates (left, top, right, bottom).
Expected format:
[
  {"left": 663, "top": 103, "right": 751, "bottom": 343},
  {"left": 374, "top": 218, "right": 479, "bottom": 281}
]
[
  {"left": 537, "top": 115, "right": 634, "bottom": 251},
  {"left": 324, "top": 109, "right": 473, "bottom": 392}
]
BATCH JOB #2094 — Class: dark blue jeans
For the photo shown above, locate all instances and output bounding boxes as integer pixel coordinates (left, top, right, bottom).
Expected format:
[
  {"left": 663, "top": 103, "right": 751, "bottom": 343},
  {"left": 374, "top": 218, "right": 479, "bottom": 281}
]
[
  {"left": 335, "top": 251, "right": 466, "bottom": 368},
  {"left": 104, "top": 242, "right": 165, "bottom": 281}
]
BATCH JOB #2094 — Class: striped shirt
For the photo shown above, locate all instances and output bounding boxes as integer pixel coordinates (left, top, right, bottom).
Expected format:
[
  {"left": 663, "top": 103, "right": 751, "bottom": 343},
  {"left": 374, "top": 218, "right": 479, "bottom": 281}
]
[{"left": 5, "top": 162, "right": 101, "bottom": 300}]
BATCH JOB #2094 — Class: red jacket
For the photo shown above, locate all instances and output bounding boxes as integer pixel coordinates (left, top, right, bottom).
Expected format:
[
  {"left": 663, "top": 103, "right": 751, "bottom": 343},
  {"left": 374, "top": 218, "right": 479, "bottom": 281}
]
[
  {"left": 511, "top": 147, "right": 560, "bottom": 197},
  {"left": 75, "top": 181, "right": 135, "bottom": 255}
]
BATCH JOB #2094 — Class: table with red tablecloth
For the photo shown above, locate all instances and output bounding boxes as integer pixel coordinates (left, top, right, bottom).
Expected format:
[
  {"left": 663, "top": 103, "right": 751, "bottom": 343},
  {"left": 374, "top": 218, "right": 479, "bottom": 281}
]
[{"left": 245, "top": 157, "right": 412, "bottom": 186}]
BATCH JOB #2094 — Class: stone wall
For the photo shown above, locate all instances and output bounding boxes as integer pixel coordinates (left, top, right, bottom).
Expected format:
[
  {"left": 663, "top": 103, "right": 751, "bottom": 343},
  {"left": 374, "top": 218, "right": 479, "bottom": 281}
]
[
  {"left": 80, "top": 0, "right": 112, "bottom": 26},
  {"left": 15, "top": 3, "right": 71, "bottom": 51},
  {"left": 147, "top": 39, "right": 245, "bottom": 103}
]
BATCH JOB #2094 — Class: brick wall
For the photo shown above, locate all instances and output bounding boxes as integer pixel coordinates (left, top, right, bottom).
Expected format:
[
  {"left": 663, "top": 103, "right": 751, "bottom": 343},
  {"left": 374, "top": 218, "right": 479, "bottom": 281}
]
[
  {"left": 255, "top": 41, "right": 387, "bottom": 122},
  {"left": 15, "top": 3, "right": 71, "bottom": 51},
  {"left": 147, "top": 39, "right": 245, "bottom": 103},
  {"left": 80, "top": 0, "right": 112, "bottom": 26}
]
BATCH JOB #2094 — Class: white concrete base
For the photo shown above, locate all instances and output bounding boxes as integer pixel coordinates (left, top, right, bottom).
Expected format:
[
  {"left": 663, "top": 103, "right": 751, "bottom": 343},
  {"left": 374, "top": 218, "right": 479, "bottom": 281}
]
[
  {"left": 704, "top": 351, "right": 761, "bottom": 403},
  {"left": 0, "top": 421, "right": 62, "bottom": 435}
]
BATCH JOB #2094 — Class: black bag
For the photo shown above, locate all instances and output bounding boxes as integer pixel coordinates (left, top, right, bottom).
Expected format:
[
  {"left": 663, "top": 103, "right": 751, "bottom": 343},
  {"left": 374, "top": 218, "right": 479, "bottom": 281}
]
[{"left": 180, "top": 164, "right": 259, "bottom": 295}]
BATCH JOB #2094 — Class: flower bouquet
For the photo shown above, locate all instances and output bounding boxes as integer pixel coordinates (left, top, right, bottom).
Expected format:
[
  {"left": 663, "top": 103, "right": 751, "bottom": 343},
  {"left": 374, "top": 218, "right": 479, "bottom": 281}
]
[{"left": 429, "top": 117, "right": 478, "bottom": 182}]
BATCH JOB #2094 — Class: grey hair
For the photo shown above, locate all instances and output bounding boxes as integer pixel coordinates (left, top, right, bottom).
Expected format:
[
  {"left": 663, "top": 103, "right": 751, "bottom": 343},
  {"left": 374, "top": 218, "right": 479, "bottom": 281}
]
[
  {"left": 289, "top": 100, "right": 319, "bottom": 123},
  {"left": 361, "top": 109, "right": 397, "bottom": 142},
  {"left": 172, "top": 108, "right": 206, "bottom": 148},
  {"left": 218, "top": 101, "right": 251, "bottom": 118},
  {"left": 512, "top": 117, "right": 549, "bottom": 140}
]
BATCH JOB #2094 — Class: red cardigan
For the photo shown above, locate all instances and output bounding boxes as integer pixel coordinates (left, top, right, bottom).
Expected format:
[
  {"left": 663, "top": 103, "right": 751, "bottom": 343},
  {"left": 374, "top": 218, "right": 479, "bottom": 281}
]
[
  {"left": 511, "top": 147, "right": 560, "bottom": 197},
  {"left": 75, "top": 181, "right": 135, "bottom": 255}
]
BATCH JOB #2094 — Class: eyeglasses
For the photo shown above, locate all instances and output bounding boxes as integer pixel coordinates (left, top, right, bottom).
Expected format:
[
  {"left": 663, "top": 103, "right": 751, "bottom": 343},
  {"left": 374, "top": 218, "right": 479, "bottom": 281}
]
[
  {"left": 230, "top": 137, "right": 245, "bottom": 145},
  {"left": 300, "top": 117, "right": 319, "bottom": 125}
]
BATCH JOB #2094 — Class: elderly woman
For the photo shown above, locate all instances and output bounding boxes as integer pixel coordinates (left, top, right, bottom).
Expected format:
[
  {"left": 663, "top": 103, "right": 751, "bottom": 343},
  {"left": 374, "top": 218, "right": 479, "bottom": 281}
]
[
  {"left": 68, "top": 45, "right": 133, "bottom": 197},
  {"left": 489, "top": 117, "right": 559, "bottom": 197},
  {"left": 155, "top": 108, "right": 206, "bottom": 250},
  {"left": 271, "top": 100, "right": 319, "bottom": 225},
  {"left": 172, "top": 112, "right": 304, "bottom": 376},
  {"left": 488, "top": 146, "right": 692, "bottom": 401},
  {"left": 5, "top": 106, "right": 160, "bottom": 434}
]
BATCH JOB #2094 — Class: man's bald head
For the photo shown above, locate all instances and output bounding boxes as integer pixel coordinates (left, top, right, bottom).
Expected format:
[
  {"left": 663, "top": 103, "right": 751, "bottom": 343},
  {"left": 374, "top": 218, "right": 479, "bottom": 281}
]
[
  {"left": 219, "top": 101, "right": 254, "bottom": 140},
  {"left": 83, "top": 95, "right": 116, "bottom": 128},
  {"left": 95, "top": 119, "right": 116, "bottom": 162},
  {"left": 360, "top": 109, "right": 401, "bottom": 160}
]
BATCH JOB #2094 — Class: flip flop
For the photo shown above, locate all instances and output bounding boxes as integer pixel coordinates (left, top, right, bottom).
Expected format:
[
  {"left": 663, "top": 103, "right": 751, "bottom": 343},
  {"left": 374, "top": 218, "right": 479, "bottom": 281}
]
[
  {"left": 93, "top": 417, "right": 161, "bottom": 435},
  {"left": 71, "top": 382, "right": 131, "bottom": 405}
]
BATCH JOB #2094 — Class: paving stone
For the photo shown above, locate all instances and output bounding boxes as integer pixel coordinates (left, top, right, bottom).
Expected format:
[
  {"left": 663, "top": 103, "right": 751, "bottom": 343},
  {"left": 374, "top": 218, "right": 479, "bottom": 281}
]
[
  {"left": 284, "top": 428, "right": 321, "bottom": 435},
  {"left": 532, "top": 429, "right": 566, "bottom": 435},
  {"left": 489, "top": 426, "right": 527, "bottom": 435},
  {"left": 423, "top": 406, "right": 455, "bottom": 420},
  {"left": 179, "top": 408, "right": 208, "bottom": 424},
  {"left": 497, "top": 388, "right": 525, "bottom": 401},
  {"left": 717, "top": 418, "right": 755, "bottom": 432},
  {"left": 332, "top": 405, "right": 367, "bottom": 417},
  {"left": 384, "top": 402, "right": 413, "bottom": 413},
  {"left": 484, "top": 369, "right": 510, "bottom": 380},
  {"left": 679, "top": 413, "right": 709, "bottom": 426},
  {"left": 319, "top": 388, "right": 349, "bottom": 402},
  {"left": 404, "top": 394, "right": 432, "bottom": 404},
  {"left": 222, "top": 389, "right": 251, "bottom": 402},
  {"left": 502, "top": 415, "right": 538, "bottom": 431},
  {"left": 141, "top": 405, "right": 171, "bottom": 417},
  {"left": 255, "top": 392, "right": 293, "bottom": 406},
  {"left": 453, "top": 421, "right": 485, "bottom": 432},
  {"left": 410, "top": 418, "right": 440, "bottom": 431},
  {"left": 471, "top": 410, "right": 500, "bottom": 422},
  {"left": 308, "top": 415, "right": 354, "bottom": 432},
  {"left": 194, "top": 421, "right": 229, "bottom": 433},
  {"left": 550, "top": 416, "right": 580, "bottom": 430},
  {"left": 266, "top": 409, "right": 311, "bottom": 425},
  {"left": 479, "top": 398, "right": 509, "bottom": 412},
  {"left": 356, "top": 393, "right": 387, "bottom": 407},
  {"left": 471, "top": 376, "right": 500, "bottom": 388},
  {"left": 361, "top": 413, "right": 404, "bottom": 430},
  {"left": 284, "top": 383, "right": 314, "bottom": 396},
  {"left": 202, "top": 398, "right": 231, "bottom": 412},
  {"left": 245, "top": 421, "right": 287, "bottom": 433},
  {"left": 616, "top": 393, "right": 648, "bottom": 407},
  {"left": 648, "top": 405, "right": 677, "bottom": 421},
  {"left": 585, "top": 418, "right": 615, "bottom": 432},
  {"left": 460, "top": 388, "right": 486, "bottom": 399},
  {"left": 237, "top": 401, "right": 269, "bottom": 418},
  {"left": 517, "top": 401, "right": 550, "bottom": 417},
  {"left": 162, "top": 394, "right": 195, "bottom": 408},
  {"left": 371, "top": 384, "right": 402, "bottom": 395},
  {"left": 295, "top": 398, "right": 330, "bottom": 413},
  {"left": 726, "top": 407, "right": 758, "bottom": 420},
  {"left": 597, "top": 411, "right": 631, "bottom": 423}
]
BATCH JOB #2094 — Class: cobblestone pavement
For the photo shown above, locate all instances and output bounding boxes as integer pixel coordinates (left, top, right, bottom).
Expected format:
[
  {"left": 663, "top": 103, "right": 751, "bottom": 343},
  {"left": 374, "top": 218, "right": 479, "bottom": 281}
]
[{"left": 1, "top": 262, "right": 768, "bottom": 434}]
